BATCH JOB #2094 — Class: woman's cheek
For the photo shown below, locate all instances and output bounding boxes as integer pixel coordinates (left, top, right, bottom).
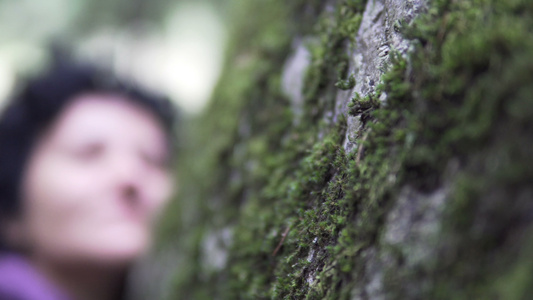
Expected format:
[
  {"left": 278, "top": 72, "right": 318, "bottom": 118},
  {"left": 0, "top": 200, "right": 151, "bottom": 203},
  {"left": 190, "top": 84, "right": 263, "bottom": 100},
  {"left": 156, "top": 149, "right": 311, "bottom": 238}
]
[
  {"left": 145, "top": 171, "right": 175, "bottom": 222},
  {"left": 24, "top": 155, "right": 99, "bottom": 252}
]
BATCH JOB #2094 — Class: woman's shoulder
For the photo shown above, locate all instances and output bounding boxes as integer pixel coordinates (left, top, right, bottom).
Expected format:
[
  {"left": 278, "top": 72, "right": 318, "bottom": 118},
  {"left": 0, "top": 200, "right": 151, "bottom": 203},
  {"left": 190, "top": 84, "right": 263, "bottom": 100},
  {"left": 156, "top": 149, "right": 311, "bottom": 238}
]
[{"left": 0, "top": 253, "right": 70, "bottom": 300}]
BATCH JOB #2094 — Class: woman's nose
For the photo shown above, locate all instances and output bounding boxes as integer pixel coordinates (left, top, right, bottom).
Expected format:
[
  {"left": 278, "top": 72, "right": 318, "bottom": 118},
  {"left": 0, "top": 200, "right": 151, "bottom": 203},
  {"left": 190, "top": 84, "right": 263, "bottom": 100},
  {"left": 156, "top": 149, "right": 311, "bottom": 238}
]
[{"left": 110, "top": 153, "right": 146, "bottom": 194}]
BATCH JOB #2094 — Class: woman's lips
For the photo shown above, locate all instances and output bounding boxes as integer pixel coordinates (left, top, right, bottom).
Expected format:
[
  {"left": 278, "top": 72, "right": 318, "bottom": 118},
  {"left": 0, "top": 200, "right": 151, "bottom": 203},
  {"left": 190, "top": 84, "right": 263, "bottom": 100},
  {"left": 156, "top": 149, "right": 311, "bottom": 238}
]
[{"left": 116, "top": 197, "right": 146, "bottom": 222}]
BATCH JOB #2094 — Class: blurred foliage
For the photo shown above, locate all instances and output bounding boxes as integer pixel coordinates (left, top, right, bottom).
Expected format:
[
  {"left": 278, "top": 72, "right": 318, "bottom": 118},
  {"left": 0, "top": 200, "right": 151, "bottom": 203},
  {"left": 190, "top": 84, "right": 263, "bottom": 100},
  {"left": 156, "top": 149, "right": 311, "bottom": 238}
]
[
  {"left": 0, "top": 0, "right": 228, "bottom": 39},
  {"left": 0, "top": 0, "right": 228, "bottom": 113}
]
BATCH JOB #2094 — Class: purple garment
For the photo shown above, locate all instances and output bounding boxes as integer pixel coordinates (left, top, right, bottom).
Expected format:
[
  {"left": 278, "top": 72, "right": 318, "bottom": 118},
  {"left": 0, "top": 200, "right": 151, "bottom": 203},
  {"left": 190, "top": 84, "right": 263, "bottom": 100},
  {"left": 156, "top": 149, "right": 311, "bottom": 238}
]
[{"left": 0, "top": 253, "right": 70, "bottom": 300}]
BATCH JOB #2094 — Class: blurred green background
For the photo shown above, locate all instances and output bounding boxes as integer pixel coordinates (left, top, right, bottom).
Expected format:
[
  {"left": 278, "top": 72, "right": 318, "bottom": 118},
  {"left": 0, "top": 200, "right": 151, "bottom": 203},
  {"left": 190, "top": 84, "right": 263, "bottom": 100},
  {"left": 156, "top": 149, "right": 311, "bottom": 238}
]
[{"left": 0, "top": 0, "right": 228, "bottom": 114}]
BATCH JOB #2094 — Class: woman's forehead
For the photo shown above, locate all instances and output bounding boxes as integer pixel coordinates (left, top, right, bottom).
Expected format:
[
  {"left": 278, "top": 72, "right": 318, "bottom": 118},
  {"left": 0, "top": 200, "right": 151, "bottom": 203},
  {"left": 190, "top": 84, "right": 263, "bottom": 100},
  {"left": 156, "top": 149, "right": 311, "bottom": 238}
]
[{"left": 44, "top": 93, "right": 168, "bottom": 149}]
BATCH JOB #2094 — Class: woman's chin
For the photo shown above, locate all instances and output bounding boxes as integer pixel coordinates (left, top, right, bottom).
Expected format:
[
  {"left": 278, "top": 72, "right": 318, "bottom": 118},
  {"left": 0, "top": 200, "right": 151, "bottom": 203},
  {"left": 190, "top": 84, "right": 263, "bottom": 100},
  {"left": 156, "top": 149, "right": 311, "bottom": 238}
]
[
  {"left": 88, "top": 225, "right": 152, "bottom": 264},
  {"left": 44, "top": 234, "right": 151, "bottom": 269},
  {"left": 89, "top": 239, "right": 150, "bottom": 267}
]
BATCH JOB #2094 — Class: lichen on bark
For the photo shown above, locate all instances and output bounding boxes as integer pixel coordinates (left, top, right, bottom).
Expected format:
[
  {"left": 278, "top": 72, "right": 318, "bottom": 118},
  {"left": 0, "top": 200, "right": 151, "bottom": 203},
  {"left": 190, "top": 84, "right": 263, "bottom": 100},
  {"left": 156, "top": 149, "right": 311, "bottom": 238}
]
[{"left": 150, "top": 0, "right": 533, "bottom": 299}]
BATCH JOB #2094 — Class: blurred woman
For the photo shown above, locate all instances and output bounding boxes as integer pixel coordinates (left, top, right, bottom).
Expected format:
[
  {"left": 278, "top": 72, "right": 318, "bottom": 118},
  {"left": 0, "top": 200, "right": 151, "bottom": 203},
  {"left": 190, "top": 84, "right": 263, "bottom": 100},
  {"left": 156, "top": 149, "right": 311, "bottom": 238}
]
[{"left": 0, "top": 59, "right": 177, "bottom": 300}]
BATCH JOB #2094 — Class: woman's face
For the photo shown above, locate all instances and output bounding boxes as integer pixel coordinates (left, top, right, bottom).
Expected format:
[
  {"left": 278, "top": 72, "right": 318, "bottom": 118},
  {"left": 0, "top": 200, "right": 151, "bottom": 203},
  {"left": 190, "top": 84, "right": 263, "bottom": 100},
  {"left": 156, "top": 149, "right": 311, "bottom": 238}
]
[{"left": 13, "top": 93, "right": 174, "bottom": 267}]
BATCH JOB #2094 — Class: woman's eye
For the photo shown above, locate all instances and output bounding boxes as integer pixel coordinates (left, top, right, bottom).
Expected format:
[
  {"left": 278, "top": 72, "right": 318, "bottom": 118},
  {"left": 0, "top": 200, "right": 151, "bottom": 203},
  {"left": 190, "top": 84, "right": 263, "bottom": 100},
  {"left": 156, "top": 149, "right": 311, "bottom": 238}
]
[{"left": 70, "top": 144, "right": 103, "bottom": 160}]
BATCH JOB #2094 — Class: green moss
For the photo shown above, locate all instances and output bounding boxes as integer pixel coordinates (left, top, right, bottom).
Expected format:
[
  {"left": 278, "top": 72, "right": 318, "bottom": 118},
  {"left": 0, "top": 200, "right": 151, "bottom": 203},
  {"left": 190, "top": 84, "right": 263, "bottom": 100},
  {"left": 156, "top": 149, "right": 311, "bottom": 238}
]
[
  {"left": 302, "top": 1, "right": 367, "bottom": 120},
  {"left": 158, "top": 0, "right": 533, "bottom": 298},
  {"left": 380, "top": 0, "right": 533, "bottom": 298},
  {"left": 335, "top": 74, "right": 356, "bottom": 90}
]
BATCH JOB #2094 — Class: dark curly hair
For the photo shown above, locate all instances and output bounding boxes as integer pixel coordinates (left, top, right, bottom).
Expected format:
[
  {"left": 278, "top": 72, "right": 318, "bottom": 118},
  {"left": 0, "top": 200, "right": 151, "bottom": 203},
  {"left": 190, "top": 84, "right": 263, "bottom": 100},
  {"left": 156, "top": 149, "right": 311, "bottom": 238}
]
[{"left": 0, "top": 59, "right": 178, "bottom": 223}]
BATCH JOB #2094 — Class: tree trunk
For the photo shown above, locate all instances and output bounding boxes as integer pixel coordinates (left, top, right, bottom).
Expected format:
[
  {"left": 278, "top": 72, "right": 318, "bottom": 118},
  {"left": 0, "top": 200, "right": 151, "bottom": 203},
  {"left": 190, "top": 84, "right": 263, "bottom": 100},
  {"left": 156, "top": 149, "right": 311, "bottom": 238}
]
[{"left": 143, "top": 0, "right": 533, "bottom": 299}]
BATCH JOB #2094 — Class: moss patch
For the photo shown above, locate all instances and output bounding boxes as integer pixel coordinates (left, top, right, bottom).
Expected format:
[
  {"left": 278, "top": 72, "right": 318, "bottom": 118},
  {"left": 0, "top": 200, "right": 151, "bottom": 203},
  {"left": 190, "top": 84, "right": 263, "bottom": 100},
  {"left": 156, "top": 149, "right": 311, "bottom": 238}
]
[{"left": 158, "top": 0, "right": 533, "bottom": 298}]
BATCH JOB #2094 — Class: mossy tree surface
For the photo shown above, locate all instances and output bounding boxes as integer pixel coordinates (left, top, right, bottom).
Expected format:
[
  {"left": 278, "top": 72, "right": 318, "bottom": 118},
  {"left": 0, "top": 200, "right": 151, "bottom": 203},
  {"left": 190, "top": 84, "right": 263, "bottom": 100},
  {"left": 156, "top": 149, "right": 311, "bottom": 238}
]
[{"left": 157, "top": 0, "right": 533, "bottom": 299}]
